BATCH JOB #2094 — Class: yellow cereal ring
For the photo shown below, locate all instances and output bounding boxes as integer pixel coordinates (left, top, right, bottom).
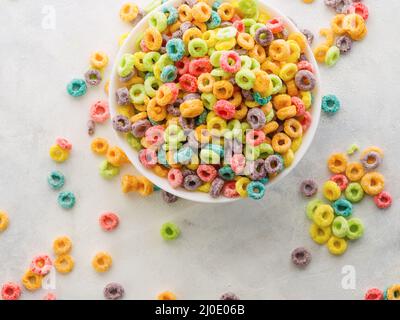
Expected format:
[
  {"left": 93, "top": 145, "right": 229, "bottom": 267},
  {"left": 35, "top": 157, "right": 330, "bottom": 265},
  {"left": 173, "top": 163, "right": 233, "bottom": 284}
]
[
  {"left": 343, "top": 14, "right": 366, "bottom": 40},
  {"left": 198, "top": 182, "right": 211, "bottom": 193},
  {"left": 253, "top": 70, "right": 271, "bottom": 93},
  {"left": 119, "top": 3, "right": 139, "bottom": 22},
  {"left": 49, "top": 144, "right": 69, "bottom": 163},
  {"left": 360, "top": 172, "right": 385, "bottom": 196},
  {"left": 272, "top": 94, "right": 291, "bottom": 109},
  {"left": 268, "top": 40, "right": 290, "bottom": 62},
  {"left": 291, "top": 136, "right": 302, "bottom": 153},
  {"left": 276, "top": 105, "right": 296, "bottom": 121},
  {"left": 121, "top": 175, "right": 139, "bottom": 193},
  {"left": 144, "top": 27, "right": 162, "bottom": 51},
  {"left": 282, "top": 149, "right": 294, "bottom": 167},
  {"left": 197, "top": 73, "right": 215, "bottom": 93},
  {"left": 192, "top": 2, "right": 211, "bottom": 22},
  {"left": 283, "top": 118, "right": 303, "bottom": 139},
  {"left": 319, "top": 28, "right": 335, "bottom": 47},
  {"left": 313, "top": 44, "right": 330, "bottom": 63},
  {"left": 22, "top": 270, "right": 43, "bottom": 291},
  {"left": 262, "top": 121, "right": 279, "bottom": 135},
  {"left": 90, "top": 51, "right": 108, "bottom": 69},
  {"left": 287, "top": 32, "right": 307, "bottom": 52},
  {"left": 261, "top": 59, "right": 280, "bottom": 75},
  {"left": 233, "top": 103, "right": 248, "bottom": 120},
  {"left": 92, "top": 252, "right": 112, "bottom": 273},
  {"left": 158, "top": 291, "right": 177, "bottom": 300},
  {"left": 218, "top": 3, "right": 235, "bottom": 21},
  {"left": 0, "top": 210, "right": 9, "bottom": 232},
  {"left": 53, "top": 236, "right": 73, "bottom": 256},
  {"left": 309, "top": 223, "right": 331, "bottom": 245},
  {"left": 54, "top": 254, "right": 75, "bottom": 274},
  {"left": 235, "top": 177, "right": 251, "bottom": 197},
  {"left": 249, "top": 44, "right": 267, "bottom": 63},
  {"left": 178, "top": 4, "right": 192, "bottom": 22},
  {"left": 213, "top": 80, "right": 234, "bottom": 100},
  {"left": 107, "top": 146, "right": 129, "bottom": 167},
  {"left": 131, "top": 111, "right": 148, "bottom": 123},
  {"left": 147, "top": 98, "right": 167, "bottom": 122},
  {"left": 345, "top": 162, "right": 365, "bottom": 182},
  {"left": 331, "top": 14, "right": 346, "bottom": 35},
  {"left": 183, "top": 28, "right": 202, "bottom": 44},
  {"left": 386, "top": 285, "right": 400, "bottom": 300},
  {"left": 180, "top": 99, "right": 204, "bottom": 118},
  {"left": 271, "top": 133, "right": 292, "bottom": 154},
  {"left": 323, "top": 180, "right": 341, "bottom": 201},
  {"left": 313, "top": 204, "right": 334, "bottom": 227},
  {"left": 228, "top": 91, "right": 243, "bottom": 107},
  {"left": 300, "top": 91, "right": 312, "bottom": 109},
  {"left": 136, "top": 176, "right": 154, "bottom": 196},
  {"left": 91, "top": 137, "right": 109, "bottom": 155},
  {"left": 327, "top": 236, "right": 348, "bottom": 255},
  {"left": 327, "top": 153, "right": 348, "bottom": 174},
  {"left": 237, "top": 32, "right": 255, "bottom": 50},
  {"left": 118, "top": 32, "right": 129, "bottom": 47}
]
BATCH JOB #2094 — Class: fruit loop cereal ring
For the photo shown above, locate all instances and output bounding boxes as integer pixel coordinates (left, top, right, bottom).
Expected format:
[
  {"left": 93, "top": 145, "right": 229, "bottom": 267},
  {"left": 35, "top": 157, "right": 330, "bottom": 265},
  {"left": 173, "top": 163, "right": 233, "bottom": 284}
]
[
  {"left": 331, "top": 14, "right": 346, "bottom": 35},
  {"left": 323, "top": 180, "right": 341, "bottom": 201},
  {"left": 309, "top": 223, "right": 331, "bottom": 245},
  {"left": 214, "top": 100, "right": 235, "bottom": 120},
  {"left": 67, "top": 79, "right": 87, "bottom": 97},
  {"left": 1, "top": 282, "right": 21, "bottom": 300},
  {"left": 120, "top": 3, "right": 139, "bottom": 22},
  {"left": 291, "top": 247, "right": 312, "bottom": 267},
  {"left": 90, "top": 51, "right": 108, "bottom": 69},
  {"left": 220, "top": 292, "right": 240, "bottom": 300},
  {"left": 149, "top": 11, "right": 168, "bottom": 32},
  {"left": 345, "top": 162, "right": 365, "bottom": 182},
  {"left": 162, "top": 190, "right": 178, "bottom": 203},
  {"left": 246, "top": 181, "right": 266, "bottom": 200},
  {"left": 364, "top": 288, "right": 384, "bottom": 301},
  {"left": 300, "top": 179, "right": 318, "bottom": 197},
  {"left": 210, "top": 177, "right": 225, "bottom": 198},
  {"left": 327, "top": 153, "right": 347, "bottom": 174},
  {"left": 271, "top": 133, "right": 291, "bottom": 154},
  {"left": 332, "top": 216, "right": 349, "bottom": 238},
  {"left": 374, "top": 191, "right": 392, "bottom": 209},
  {"left": 21, "top": 270, "right": 42, "bottom": 291},
  {"left": 306, "top": 199, "right": 323, "bottom": 220},
  {"left": 346, "top": 218, "right": 364, "bottom": 240},
  {"left": 47, "top": 171, "right": 65, "bottom": 190},
  {"left": 360, "top": 172, "right": 385, "bottom": 196},
  {"left": 386, "top": 285, "right": 400, "bottom": 300},
  {"left": 58, "top": 191, "right": 76, "bottom": 209},
  {"left": 348, "top": 2, "right": 369, "bottom": 21},
  {"left": 313, "top": 44, "right": 329, "bottom": 63},
  {"left": 53, "top": 236, "right": 72, "bottom": 255},
  {"left": 179, "top": 74, "right": 198, "bottom": 93},
  {"left": 180, "top": 99, "right": 204, "bottom": 118},
  {"left": 333, "top": 198, "right": 353, "bottom": 217},
  {"left": 235, "top": 69, "right": 255, "bottom": 90},
  {"left": 335, "top": 35, "right": 352, "bottom": 54},
  {"left": 49, "top": 145, "right": 69, "bottom": 163},
  {"left": 161, "top": 222, "right": 180, "bottom": 240},
  {"left": 222, "top": 181, "right": 240, "bottom": 198},
  {"left": 168, "top": 168, "right": 184, "bottom": 188},
  {"left": 43, "top": 293, "right": 57, "bottom": 300},
  {"left": 54, "top": 254, "right": 74, "bottom": 274},
  {"left": 360, "top": 151, "right": 382, "bottom": 170},
  {"left": 183, "top": 175, "right": 202, "bottom": 191},
  {"left": 92, "top": 252, "right": 112, "bottom": 273},
  {"left": 247, "top": 108, "right": 266, "bottom": 130},
  {"left": 264, "top": 154, "right": 283, "bottom": 174},
  {"left": 104, "top": 283, "right": 125, "bottom": 300},
  {"left": 197, "top": 164, "right": 217, "bottom": 182},
  {"left": 56, "top": 137, "right": 72, "bottom": 151},
  {"left": 91, "top": 138, "right": 109, "bottom": 155},
  {"left": 131, "top": 119, "right": 151, "bottom": 138},
  {"left": 294, "top": 70, "right": 316, "bottom": 91},
  {"left": 313, "top": 204, "right": 334, "bottom": 227},
  {"left": 327, "top": 236, "right": 347, "bottom": 255},
  {"left": 207, "top": 10, "right": 221, "bottom": 30},
  {"left": 188, "top": 38, "right": 208, "bottom": 58},
  {"left": 90, "top": 100, "right": 110, "bottom": 123},
  {"left": 345, "top": 182, "right": 364, "bottom": 203},
  {"left": 158, "top": 291, "right": 177, "bottom": 300},
  {"left": 325, "top": 46, "right": 341, "bottom": 67},
  {"left": 189, "top": 58, "right": 213, "bottom": 77},
  {"left": 220, "top": 51, "right": 241, "bottom": 73},
  {"left": 213, "top": 80, "right": 234, "bottom": 100},
  {"left": 144, "top": 27, "right": 162, "bottom": 51},
  {"left": 99, "top": 212, "right": 120, "bottom": 232},
  {"left": 30, "top": 255, "right": 52, "bottom": 276},
  {"left": 85, "top": 69, "right": 102, "bottom": 87},
  {"left": 321, "top": 94, "right": 340, "bottom": 114}
]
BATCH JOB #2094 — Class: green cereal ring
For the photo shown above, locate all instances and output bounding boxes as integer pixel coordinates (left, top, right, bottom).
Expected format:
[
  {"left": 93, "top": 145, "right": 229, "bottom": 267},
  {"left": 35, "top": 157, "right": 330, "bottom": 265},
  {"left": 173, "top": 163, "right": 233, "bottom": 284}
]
[
  {"left": 144, "top": 76, "right": 162, "bottom": 98},
  {"left": 127, "top": 133, "right": 142, "bottom": 151},
  {"left": 129, "top": 84, "right": 146, "bottom": 104},
  {"left": 48, "top": 171, "right": 65, "bottom": 190},
  {"left": 269, "top": 74, "right": 283, "bottom": 95},
  {"left": 210, "top": 68, "right": 231, "bottom": 79},
  {"left": 325, "top": 46, "right": 341, "bottom": 67},
  {"left": 242, "top": 18, "right": 256, "bottom": 33},
  {"left": 332, "top": 216, "right": 349, "bottom": 238},
  {"left": 160, "top": 222, "right": 180, "bottom": 241},
  {"left": 67, "top": 79, "right": 87, "bottom": 97},
  {"left": 250, "top": 58, "right": 261, "bottom": 71},
  {"left": 118, "top": 53, "right": 135, "bottom": 77},
  {"left": 227, "top": 119, "right": 241, "bottom": 131},
  {"left": 240, "top": 56, "right": 252, "bottom": 69},
  {"left": 235, "top": 69, "right": 255, "bottom": 90},
  {"left": 200, "top": 149, "right": 220, "bottom": 164},
  {"left": 99, "top": 160, "right": 120, "bottom": 179},
  {"left": 306, "top": 199, "right": 324, "bottom": 220},
  {"left": 345, "top": 182, "right": 364, "bottom": 203},
  {"left": 164, "top": 124, "right": 185, "bottom": 145},
  {"left": 143, "top": 52, "right": 161, "bottom": 72},
  {"left": 201, "top": 93, "right": 217, "bottom": 110},
  {"left": 188, "top": 38, "right": 208, "bottom": 58},
  {"left": 265, "top": 109, "right": 275, "bottom": 123},
  {"left": 149, "top": 11, "right": 168, "bottom": 32},
  {"left": 249, "top": 23, "right": 264, "bottom": 37},
  {"left": 346, "top": 218, "right": 364, "bottom": 240},
  {"left": 258, "top": 143, "right": 274, "bottom": 158},
  {"left": 58, "top": 191, "right": 76, "bottom": 209},
  {"left": 245, "top": 145, "right": 260, "bottom": 160},
  {"left": 155, "top": 54, "right": 174, "bottom": 70}
]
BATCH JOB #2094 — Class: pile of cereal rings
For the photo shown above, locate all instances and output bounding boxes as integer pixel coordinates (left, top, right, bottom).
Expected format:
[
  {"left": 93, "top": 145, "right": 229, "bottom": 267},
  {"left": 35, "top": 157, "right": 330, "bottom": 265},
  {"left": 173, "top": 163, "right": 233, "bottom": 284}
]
[
  {"left": 111, "top": 0, "right": 319, "bottom": 200},
  {"left": 300, "top": 146, "right": 392, "bottom": 256}
]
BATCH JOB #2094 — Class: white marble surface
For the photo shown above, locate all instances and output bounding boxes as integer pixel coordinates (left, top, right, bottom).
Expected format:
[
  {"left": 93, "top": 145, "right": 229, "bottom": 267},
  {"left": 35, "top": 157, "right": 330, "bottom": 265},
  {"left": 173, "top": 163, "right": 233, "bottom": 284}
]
[{"left": 0, "top": 0, "right": 399, "bottom": 300}]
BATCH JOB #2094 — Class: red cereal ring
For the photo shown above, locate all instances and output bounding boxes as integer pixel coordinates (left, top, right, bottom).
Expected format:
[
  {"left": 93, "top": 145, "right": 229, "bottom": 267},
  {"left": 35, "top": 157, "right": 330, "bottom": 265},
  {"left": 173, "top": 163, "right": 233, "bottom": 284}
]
[
  {"left": 291, "top": 96, "right": 305, "bottom": 117},
  {"left": 330, "top": 174, "right": 349, "bottom": 191},
  {"left": 246, "top": 129, "right": 266, "bottom": 146},
  {"left": 349, "top": 3, "right": 369, "bottom": 21},
  {"left": 297, "top": 111, "right": 312, "bottom": 132},
  {"left": 373, "top": 191, "right": 392, "bottom": 209},
  {"left": 197, "top": 164, "right": 217, "bottom": 182},
  {"left": 214, "top": 100, "right": 236, "bottom": 120},
  {"left": 188, "top": 58, "right": 212, "bottom": 77},
  {"left": 233, "top": 20, "right": 245, "bottom": 33},
  {"left": 56, "top": 137, "right": 73, "bottom": 151},
  {"left": 297, "top": 61, "right": 315, "bottom": 74},
  {"left": 1, "top": 282, "right": 22, "bottom": 300},
  {"left": 99, "top": 212, "right": 119, "bottom": 231},
  {"left": 139, "top": 148, "right": 158, "bottom": 168},
  {"left": 175, "top": 57, "right": 190, "bottom": 75},
  {"left": 230, "top": 14, "right": 241, "bottom": 23},
  {"left": 90, "top": 100, "right": 110, "bottom": 123},
  {"left": 222, "top": 181, "right": 240, "bottom": 198},
  {"left": 179, "top": 74, "right": 198, "bottom": 93},
  {"left": 266, "top": 17, "right": 284, "bottom": 33},
  {"left": 364, "top": 288, "right": 383, "bottom": 300},
  {"left": 220, "top": 51, "right": 241, "bottom": 73}
]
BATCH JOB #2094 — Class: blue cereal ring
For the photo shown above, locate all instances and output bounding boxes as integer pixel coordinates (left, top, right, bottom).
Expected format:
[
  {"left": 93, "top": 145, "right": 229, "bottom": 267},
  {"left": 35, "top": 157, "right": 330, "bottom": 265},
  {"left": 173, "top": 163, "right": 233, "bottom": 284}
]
[
  {"left": 162, "top": 6, "right": 178, "bottom": 25},
  {"left": 160, "top": 65, "right": 178, "bottom": 83},
  {"left": 247, "top": 181, "right": 266, "bottom": 200},
  {"left": 166, "top": 38, "right": 185, "bottom": 62},
  {"left": 333, "top": 198, "right": 353, "bottom": 217},
  {"left": 206, "top": 10, "right": 222, "bottom": 30},
  {"left": 253, "top": 92, "right": 272, "bottom": 105},
  {"left": 157, "top": 148, "right": 169, "bottom": 167},
  {"left": 321, "top": 94, "right": 340, "bottom": 114},
  {"left": 67, "top": 79, "right": 87, "bottom": 97},
  {"left": 218, "top": 166, "right": 235, "bottom": 181},
  {"left": 174, "top": 146, "right": 194, "bottom": 164},
  {"left": 58, "top": 191, "right": 76, "bottom": 209},
  {"left": 203, "top": 144, "right": 224, "bottom": 158},
  {"left": 259, "top": 177, "right": 269, "bottom": 185},
  {"left": 48, "top": 171, "right": 65, "bottom": 190}
]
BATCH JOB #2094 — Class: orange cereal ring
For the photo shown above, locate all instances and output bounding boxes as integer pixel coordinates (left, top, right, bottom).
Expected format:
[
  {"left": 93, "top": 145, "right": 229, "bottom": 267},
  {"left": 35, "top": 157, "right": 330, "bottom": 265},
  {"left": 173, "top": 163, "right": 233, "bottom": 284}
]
[
  {"left": 178, "top": 4, "right": 192, "bottom": 22},
  {"left": 121, "top": 175, "right": 139, "bottom": 193},
  {"left": 237, "top": 33, "right": 255, "bottom": 50},
  {"left": 263, "top": 121, "right": 279, "bottom": 135},
  {"left": 158, "top": 291, "right": 177, "bottom": 300},
  {"left": 276, "top": 105, "right": 296, "bottom": 121},
  {"left": 107, "top": 146, "right": 129, "bottom": 167},
  {"left": 92, "top": 252, "right": 112, "bottom": 273},
  {"left": 153, "top": 164, "right": 169, "bottom": 178},
  {"left": 249, "top": 44, "right": 267, "bottom": 63},
  {"left": 218, "top": 3, "right": 235, "bottom": 21},
  {"left": 313, "top": 44, "right": 330, "bottom": 63},
  {"left": 91, "top": 138, "right": 109, "bottom": 155},
  {"left": 361, "top": 146, "right": 384, "bottom": 159},
  {"left": 147, "top": 98, "right": 167, "bottom": 122},
  {"left": 331, "top": 14, "right": 346, "bottom": 35},
  {"left": 233, "top": 103, "right": 248, "bottom": 120},
  {"left": 156, "top": 85, "right": 174, "bottom": 106},
  {"left": 360, "top": 172, "right": 385, "bottom": 196},
  {"left": 253, "top": 70, "right": 271, "bottom": 93},
  {"left": 268, "top": 40, "right": 290, "bottom": 62},
  {"left": 192, "top": 2, "right": 211, "bottom": 22},
  {"left": 136, "top": 176, "right": 154, "bottom": 196},
  {"left": 144, "top": 27, "right": 162, "bottom": 51},
  {"left": 261, "top": 59, "right": 280, "bottom": 75},
  {"left": 271, "top": 133, "right": 292, "bottom": 154},
  {"left": 213, "top": 80, "right": 234, "bottom": 100},
  {"left": 272, "top": 94, "right": 291, "bottom": 110},
  {"left": 228, "top": 91, "right": 243, "bottom": 107},
  {"left": 345, "top": 162, "right": 365, "bottom": 182},
  {"left": 183, "top": 28, "right": 202, "bottom": 44},
  {"left": 180, "top": 99, "right": 204, "bottom": 118},
  {"left": 197, "top": 73, "right": 214, "bottom": 93},
  {"left": 319, "top": 28, "right": 335, "bottom": 47},
  {"left": 328, "top": 153, "right": 348, "bottom": 174},
  {"left": 283, "top": 118, "right": 303, "bottom": 139}
]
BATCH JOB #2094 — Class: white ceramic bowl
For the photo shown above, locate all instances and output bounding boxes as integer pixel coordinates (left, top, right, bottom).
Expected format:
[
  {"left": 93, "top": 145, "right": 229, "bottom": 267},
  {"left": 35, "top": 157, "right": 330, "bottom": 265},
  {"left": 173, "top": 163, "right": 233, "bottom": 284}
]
[{"left": 109, "top": 0, "right": 321, "bottom": 203}]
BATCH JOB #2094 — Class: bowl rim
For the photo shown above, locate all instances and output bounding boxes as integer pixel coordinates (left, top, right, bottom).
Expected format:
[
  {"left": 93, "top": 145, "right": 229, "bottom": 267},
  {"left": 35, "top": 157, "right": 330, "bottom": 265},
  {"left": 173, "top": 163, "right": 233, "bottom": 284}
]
[{"left": 109, "top": 0, "right": 321, "bottom": 204}]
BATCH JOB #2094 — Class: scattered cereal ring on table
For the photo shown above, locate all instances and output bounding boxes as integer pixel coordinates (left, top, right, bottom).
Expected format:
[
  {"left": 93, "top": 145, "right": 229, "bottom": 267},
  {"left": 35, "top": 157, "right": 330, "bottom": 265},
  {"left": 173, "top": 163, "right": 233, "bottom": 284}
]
[
  {"left": 47, "top": 171, "right": 65, "bottom": 190},
  {"left": 291, "top": 247, "right": 312, "bottom": 267},
  {"left": 1, "top": 282, "right": 21, "bottom": 300},
  {"left": 54, "top": 254, "right": 75, "bottom": 274},
  {"left": 30, "top": 254, "right": 52, "bottom": 276},
  {"left": 220, "top": 292, "right": 240, "bottom": 300},
  {"left": 346, "top": 218, "right": 364, "bottom": 240},
  {"left": 92, "top": 252, "right": 113, "bottom": 273},
  {"left": 327, "top": 236, "right": 347, "bottom": 255},
  {"left": 157, "top": 291, "right": 177, "bottom": 300},
  {"left": 66, "top": 79, "right": 87, "bottom": 97},
  {"left": 374, "top": 191, "right": 392, "bottom": 209},
  {"left": 21, "top": 270, "right": 42, "bottom": 291},
  {"left": 321, "top": 94, "right": 340, "bottom": 114},
  {"left": 90, "top": 101, "right": 110, "bottom": 123},
  {"left": 53, "top": 236, "right": 72, "bottom": 255},
  {"left": 99, "top": 212, "right": 120, "bottom": 232},
  {"left": 364, "top": 288, "right": 384, "bottom": 300},
  {"left": 300, "top": 179, "right": 318, "bottom": 197},
  {"left": 91, "top": 137, "right": 109, "bottom": 155},
  {"left": 0, "top": 210, "right": 9, "bottom": 232},
  {"left": 160, "top": 222, "right": 180, "bottom": 241},
  {"left": 332, "top": 216, "right": 348, "bottom": 238},
  {"left": 104, "top": 283, "right": 125, "bottom": 300},
  {"left": 386, "top": 284, "right": 400, "bottom": 300},
  {"left": 57, "top": 191, "right": 76, "bottom": 209},
  {"left": 49, "top": 144, "right": 69, "bottom": 163},
  {"left": 56, "top": 137, "right": 72, "bottom": 151}
]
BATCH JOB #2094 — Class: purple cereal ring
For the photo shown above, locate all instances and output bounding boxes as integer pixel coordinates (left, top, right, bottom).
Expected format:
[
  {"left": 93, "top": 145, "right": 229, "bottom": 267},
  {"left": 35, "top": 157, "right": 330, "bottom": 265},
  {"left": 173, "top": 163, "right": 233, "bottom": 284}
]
[
  {"left": 247, "top": 159, "right": 267, "bottom": 181},
  {"left": 112, "top": 115, "right": 131, "bottom": 133},
  {"left": 162, "top": 190, "right": 178, "bottom": 203},
  {"left": 264, "top": 155, "right": 283, "bottom": 175},
  {"left": 84, "top": 69, "right": 102, "bottom": 87},
  {"left": 335, "top": 35, "right": 352, "bottom": 54},
  {"left": 291, "top": 247, "right": 312, "bottom": 267},
  {"left": 183, "top": 174, "right": 202, "bottom": 191},
  {"left": 103, "top": 283, "right": 125, "bottom": 300},
  {"left": 255, "top": 27, "right": 273, "bottom": 46},
  {"left": 210, "top": 177, "right": 225, "bottom": 198},
  {"left": 220, "top": 292, "right": 240, "bottom": 300},
  {"left": 334, "top": 0, "right": 352, "bottom": 13},
  {"left": 171, "top": 30, "right": 183, "bottom": 39},
  {"left": 360, "top": 151, "right": 382, "bottom": 170},
  {"left": 87, "top": 120, "right": 95, "bottom": 136},
  {"left": 116, "top": 87, "right": 130, "bottom": 105},
  {"left": 301, "top": 29, "right": 314, "bottom": 45},
  {"left": 295, "top": 70, "right": 316, "bottom": 91},
  {"left": 131, "top": 119, "right": 151, "bottom": 138},
  {"left": 179, "top": 116, "right": 195, "bottom": 130},
  {"left": 182, "top": 168, "right": 196, "bottom": 178},
  {"left": 247, "top": 108, "right": 266, "bottom": 130},
  {"left": 300, "top": 179, "right": 318, "bottom": 197}
]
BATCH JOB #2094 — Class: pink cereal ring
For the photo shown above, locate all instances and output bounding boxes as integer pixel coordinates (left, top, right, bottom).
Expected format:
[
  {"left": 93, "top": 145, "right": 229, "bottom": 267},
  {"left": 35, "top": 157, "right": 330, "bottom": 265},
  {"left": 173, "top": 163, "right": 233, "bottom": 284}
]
[
  {"left": 179, "top": 74, "right": 198, "bottom": 93},
  {"left": 175, "top": 56, "right": 190, "bottom": 75},
  {"left": 56, "top": 137, "right": 72, "bottom": 151},
  {"left": 266, "top": 17, "right": 284, "bottom": 33},
  {"left": 188, "top": 58, "right": 213, "bottom": 77},
  {"left": 220, "top": 51, "right": 241, "bottom": 73},
  {"left": 30, "top": 254, "right": 53, "bottom": 276},
  {"left": 297, "top": 60, "right": 315, "bottom": 74},
  {"left": 374, "top": 191, "right": 392, "bottom": 209},
  {"left": 145, "top": 125, "right": 165, "bottom": 147},
  {"left": 214, "top": 100, "right": 236, "bottom": 120},
  {"left": 140, "top": 39, "right": 150, "bottom": 52},
  {"left": 291, "top": 96, "right": 306, "bottom": 117},
  {"left": 1, "top": 282, "right": 22, "bottom": 300},
  {"left": 233, "top": 20, "right": 245, "bottom": 33},
  {"left": 90, "top": 100, "right": 110, "bottom": 123},
  {"left": 298, "top": 111, "right": 312, "bottom": 132},
  {"left": 164, "top": 82, "right": 179, "bottom": 104},
  {"left": 43, "top": 293, "right": 57, "bottom": 300},
  {"left": 222, "top": 181, "right": 240, "bottom": 198},
  {"left": 139, "top": 148, "right": 158, "bottom": 168},
  {"left": 348, "top": 3, "right": 369, "bottom": 20},
  {"left": 168, "top": 168, "right": 183, "bottom": 188},
  {"left": 330, "top": 174, "right": 349, "bottom": 191},
  {"left": 246, "top": 129, "right": 265, "bottom": 146},
  {"left": 196, "top": 164, "right": 217, "bottom": 182},
  {"left": 230, "top": 154, "right": 246, "bottom": 175},
  {"left": 99, "top": 212, "right": 120, "bottom": 231}
]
